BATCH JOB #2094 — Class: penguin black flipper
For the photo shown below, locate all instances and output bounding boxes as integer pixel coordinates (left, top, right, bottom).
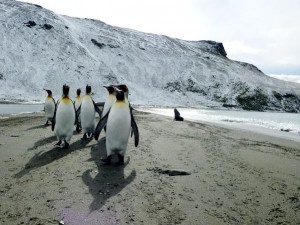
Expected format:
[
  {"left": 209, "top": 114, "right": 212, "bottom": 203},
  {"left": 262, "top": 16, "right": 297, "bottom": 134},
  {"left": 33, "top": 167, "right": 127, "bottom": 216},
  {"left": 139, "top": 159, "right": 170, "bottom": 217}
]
[
  {"left": 93, "top": 100, "right": 102, "bottom": 117},
  {"left": 72, "top": 101, "right": 79, "bottom": 129},
  {"left": 76, "top": 104, "right": 81, "bottom": 116},
  {"left": 130, "top": 109, "right": 139, "bottom": 147},
  {"left": 94, "top": 110, "right": 110, "bottom": 140},
  {"left": 51, "top": 101, "right": 58, "bottom": 131}
]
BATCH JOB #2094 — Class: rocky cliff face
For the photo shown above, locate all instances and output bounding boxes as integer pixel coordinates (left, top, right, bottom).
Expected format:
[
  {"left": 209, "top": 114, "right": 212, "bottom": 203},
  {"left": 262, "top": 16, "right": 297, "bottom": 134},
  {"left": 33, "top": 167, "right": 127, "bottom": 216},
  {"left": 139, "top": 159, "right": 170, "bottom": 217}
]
[{"left": 1, "top": 0, "right": 300, "bottom": 112}]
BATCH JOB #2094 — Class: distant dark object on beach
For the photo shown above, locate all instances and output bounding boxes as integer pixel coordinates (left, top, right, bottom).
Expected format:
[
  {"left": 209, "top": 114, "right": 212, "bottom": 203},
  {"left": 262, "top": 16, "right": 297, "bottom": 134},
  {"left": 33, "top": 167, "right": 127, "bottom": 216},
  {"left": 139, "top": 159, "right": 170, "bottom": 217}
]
[
  {"left": 280, "top": 128, "right": 292, "bottom": 132},
  {"left": 174, "top": 108, "right": 184, "bottom": 121}
]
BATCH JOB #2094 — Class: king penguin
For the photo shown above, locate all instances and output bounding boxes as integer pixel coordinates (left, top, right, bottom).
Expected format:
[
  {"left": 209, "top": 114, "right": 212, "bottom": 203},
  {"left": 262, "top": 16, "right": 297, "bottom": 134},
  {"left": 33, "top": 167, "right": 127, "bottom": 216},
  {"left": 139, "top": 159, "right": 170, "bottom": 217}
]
[
  {"left": 79, "top": 85, "right": 101, "bottom": 139},
  {"left": 44, "top": 89, "right": 56, "bottom": 126},
  {"left": 53, "top": 84, "right": 76, "bottom": 149},
  {"left": 94, "top": 88, "right": 139, "bottom": 165},
  {"left": 101, "top": 85, "right": 116, "bottom": 119},
  {"left": 74, "top": 88, "right": 82, "bottom": 132}
]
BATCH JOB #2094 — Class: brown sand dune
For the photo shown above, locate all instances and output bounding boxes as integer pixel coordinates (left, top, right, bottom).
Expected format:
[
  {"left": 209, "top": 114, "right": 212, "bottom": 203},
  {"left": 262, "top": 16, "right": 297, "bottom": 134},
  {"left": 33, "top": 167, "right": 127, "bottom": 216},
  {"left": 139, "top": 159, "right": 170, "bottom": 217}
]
[{"left": 0, "top": 111, "right": 299, "bottom": 224}]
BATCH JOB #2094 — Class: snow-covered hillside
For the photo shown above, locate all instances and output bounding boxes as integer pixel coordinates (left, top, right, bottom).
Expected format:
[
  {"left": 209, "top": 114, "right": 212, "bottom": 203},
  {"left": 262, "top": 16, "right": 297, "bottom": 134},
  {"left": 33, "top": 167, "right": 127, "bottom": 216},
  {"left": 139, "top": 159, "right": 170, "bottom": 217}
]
[{"left": 1, "top": 0, "right": 300, "bottom": 112}]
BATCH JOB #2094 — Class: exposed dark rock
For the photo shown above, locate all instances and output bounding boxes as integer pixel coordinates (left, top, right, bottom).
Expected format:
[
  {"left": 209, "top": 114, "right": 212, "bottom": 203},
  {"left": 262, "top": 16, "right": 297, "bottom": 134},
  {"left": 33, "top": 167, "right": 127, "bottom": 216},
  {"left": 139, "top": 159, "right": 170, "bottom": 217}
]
[
  {"left": 0, "top": 74, "right": 4, "bottom": 80},
  {"left": 139, "top": 47, "right": 146, "bottom": 50},
  {"left": 164, "top": 81, "right": 183, "bottom": 92},
  {"left": 283, "top": 93, "right": 296, "bottom": 98},
  {"left": 273, "top": 91, "right": 283, "bottom": 100},
  {"left": 65, "top": 26, "right": 69, "bottom": 29},
  {"left": 42, "top": 24, "right": 53, "bottom": 30},
  {"left": 198, "top": 40, "right": 227, "bottom": 57},
  {"left": 24, "top": 21, "right": 36, "bottom": 28},
  {"left": 34, "top": 4, "right": 42, "bottom": 8},
  {"left": 108, "top": 44, "right": 120, "bottom": 48},
  {"left": 236, "top": 89, "right": 268, "bottom": 111},
  {"left": 236, "top": 61, "right": 263, "bottom": 73},
  {"left": 91, "top": 39, "right": 105, "bottom": 49},
  {"left": 223, "top": 104, "right": 237, "bottom": 108}
]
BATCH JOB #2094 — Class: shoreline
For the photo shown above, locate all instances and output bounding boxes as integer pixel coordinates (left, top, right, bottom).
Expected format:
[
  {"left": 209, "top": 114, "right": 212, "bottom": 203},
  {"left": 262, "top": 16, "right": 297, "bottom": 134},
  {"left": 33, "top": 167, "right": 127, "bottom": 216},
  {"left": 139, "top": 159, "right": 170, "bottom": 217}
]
[{"left": 0, "top": 111, "right": 299, "bottom": 224}]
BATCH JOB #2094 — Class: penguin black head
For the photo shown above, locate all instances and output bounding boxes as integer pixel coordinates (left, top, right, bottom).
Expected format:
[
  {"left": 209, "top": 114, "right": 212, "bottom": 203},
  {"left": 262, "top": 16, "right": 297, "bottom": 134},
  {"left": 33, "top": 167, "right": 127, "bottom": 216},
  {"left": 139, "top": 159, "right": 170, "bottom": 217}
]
[
  {"left": 63, "top": 84, "right": 69, "bottom": 96},
  {"left": 115, "top": 88, "right": 125, "bottom": 101},
  {"left": 103, "top": 85, "right": 115, "bottom": 94},
  {"left": 77, "top": 88, "right": 81, "bottom": 96},
  {"left": 86, "top": 85, "right": 92, "bottom": 94},
  {"left": 115, "top": 84, "right": 128, "bottom": 93},
  {"left": 44, "top": 89, "right": 52, "bottom": 96}
]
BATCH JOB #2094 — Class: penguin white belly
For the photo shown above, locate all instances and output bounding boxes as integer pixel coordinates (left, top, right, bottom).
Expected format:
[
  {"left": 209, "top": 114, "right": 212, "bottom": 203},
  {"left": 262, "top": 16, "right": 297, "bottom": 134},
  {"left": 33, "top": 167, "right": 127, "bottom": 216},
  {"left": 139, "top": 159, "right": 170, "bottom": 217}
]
[
  {"left": 106, "top": 103, "right": 131, "bottom": 156},
  {"left": 81, "top": 96, "right": 96, "bottom": 133},
  {"left": 55, "top": 99, "right": 75, "bottom": 142},
  {"left": 102, "top": 95, "right": 116, "bottom": 118},
  {"left": 45, "top": 98, "right": 55, "bottom": 120}
]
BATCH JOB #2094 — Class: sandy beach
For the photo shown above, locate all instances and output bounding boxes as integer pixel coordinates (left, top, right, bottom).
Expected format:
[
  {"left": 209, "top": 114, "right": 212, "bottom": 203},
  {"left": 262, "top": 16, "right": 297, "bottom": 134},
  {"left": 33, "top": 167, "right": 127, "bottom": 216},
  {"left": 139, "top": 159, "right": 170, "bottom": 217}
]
[{"left": 0, "top": 110, "right": 299, "bottom": 225}]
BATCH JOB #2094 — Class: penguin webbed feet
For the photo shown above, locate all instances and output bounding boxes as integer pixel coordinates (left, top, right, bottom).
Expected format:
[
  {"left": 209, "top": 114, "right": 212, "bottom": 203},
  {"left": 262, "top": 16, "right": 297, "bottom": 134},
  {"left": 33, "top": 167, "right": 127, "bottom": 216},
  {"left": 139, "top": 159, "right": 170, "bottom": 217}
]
[
  {"left": 62, "top": 141, "right": 70, "bottom": 149},
  {"left": 76, "top": 124, "right": 82, "bottom": 133},
  {"left": 100, "top": 154, "right": 125, "bottom": 166},
  {"left": 55, "top": 140, "right": 62, "bottom": 146},
  {"left": 101, "top": 155, "right": 112, "bottom": 165},
  {"left": 44, "top": 120, "right": 49, "bottom": 126},
  {"left": 116, "top": 154, "right": 124, "bottom": 165},
  {"left": 81, "top": 133, "right": 88, "bottom": 140}
]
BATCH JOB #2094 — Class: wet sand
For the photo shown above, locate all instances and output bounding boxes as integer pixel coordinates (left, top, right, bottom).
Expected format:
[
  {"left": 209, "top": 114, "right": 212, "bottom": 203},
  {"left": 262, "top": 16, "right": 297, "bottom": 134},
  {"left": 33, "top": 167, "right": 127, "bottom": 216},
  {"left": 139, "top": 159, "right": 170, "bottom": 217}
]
[{"left": 0, "top": 111, "right": 299, "bottom": 225}]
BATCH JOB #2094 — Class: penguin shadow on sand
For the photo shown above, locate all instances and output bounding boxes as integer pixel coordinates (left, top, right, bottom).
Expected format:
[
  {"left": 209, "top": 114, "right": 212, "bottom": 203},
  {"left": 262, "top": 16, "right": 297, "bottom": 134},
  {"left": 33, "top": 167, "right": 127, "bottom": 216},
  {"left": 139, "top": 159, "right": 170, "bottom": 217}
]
[
  {"left": 82, "top": 137, "right": 136, "bottom": 212},
  {"left": 15, "top": 138, "right": 94, "bottom": 178},
  {"left": 26, "top": 124, "right": 50, "bottom": 131},
  {"left": 28, "top": 135, "right": 57, "bottom": 151},
  {"left": 28, "top": 130, "right": 83, "bottom": 151}
]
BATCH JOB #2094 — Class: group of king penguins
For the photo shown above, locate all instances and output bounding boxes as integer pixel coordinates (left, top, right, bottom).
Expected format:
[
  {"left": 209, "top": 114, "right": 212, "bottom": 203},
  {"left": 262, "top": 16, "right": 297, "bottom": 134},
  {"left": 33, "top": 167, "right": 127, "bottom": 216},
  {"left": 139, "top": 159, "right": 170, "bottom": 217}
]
[{"left": 43, "top": 84, "right": 139, "bottom": 165}]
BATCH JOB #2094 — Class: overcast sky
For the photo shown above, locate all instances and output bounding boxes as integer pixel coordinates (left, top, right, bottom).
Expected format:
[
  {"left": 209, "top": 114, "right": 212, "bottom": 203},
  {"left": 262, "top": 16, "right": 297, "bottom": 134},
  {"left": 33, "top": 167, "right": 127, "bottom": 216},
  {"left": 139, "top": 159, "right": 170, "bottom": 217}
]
[{"left": 20, "top": 0, "right": 300, "bottom": 76}]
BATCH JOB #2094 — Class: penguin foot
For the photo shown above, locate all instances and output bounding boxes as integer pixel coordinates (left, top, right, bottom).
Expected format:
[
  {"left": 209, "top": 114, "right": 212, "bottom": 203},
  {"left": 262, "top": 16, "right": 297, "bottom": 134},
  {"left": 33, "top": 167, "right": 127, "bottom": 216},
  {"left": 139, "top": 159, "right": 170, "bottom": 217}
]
[
  {"left": 63, "top": 141, "right": 70, "bottom": 149},
  {"left": 55, "top": 140, "right": 62, "bottom": 146},
  {"left": 44, "top": 121, "right": 49, "bottom": 126},
  {"left": 101, "top": 155, "right": 112, "bottom": 165},
  {"left": 76, "top": 125, "right": 81, "bottom": 133},
  {"left": 81, "top": 133, "right": 87, "bottom": 140},
  {"left": 117, "top": 154, "right": 124, "bottom": 165}
]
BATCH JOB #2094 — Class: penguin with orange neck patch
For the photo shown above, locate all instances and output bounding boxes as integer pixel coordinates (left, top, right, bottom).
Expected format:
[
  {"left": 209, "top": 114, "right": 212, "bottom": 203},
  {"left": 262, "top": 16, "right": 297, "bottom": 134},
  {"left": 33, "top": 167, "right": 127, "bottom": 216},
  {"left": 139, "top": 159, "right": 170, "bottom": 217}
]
[
  {"left": 94, "top": 87, "right": 139, "bottom": 165},
  {"left": 79, "top": 85, "right": 101, "bottom": 140},
  {"left": 44, "top": 89, "right": 56, "bottom": 126},
  {"left": 53, "top": 85, "right": 76, "bottom": 149}
]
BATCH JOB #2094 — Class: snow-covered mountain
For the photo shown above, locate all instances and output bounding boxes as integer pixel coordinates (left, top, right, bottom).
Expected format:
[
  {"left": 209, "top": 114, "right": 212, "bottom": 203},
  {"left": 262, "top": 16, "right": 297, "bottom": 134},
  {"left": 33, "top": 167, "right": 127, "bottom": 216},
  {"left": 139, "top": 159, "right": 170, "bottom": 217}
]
[{"left": 1, "top": 0, "right": 300, "bottom": 112}]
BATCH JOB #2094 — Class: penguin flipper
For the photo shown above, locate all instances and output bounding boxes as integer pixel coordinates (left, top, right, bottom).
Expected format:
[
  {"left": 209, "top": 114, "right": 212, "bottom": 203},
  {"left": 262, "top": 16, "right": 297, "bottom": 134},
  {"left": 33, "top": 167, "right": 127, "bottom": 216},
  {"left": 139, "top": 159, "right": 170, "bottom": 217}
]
[
  {"left": 94, "top": 110, "right": 109, "bottom": 140},
  {"left": 51, "top": 99, "right": 58, "bottom": 131},
  {"left": 51, "top": 111, "right": 56, "bottom": 131},
  {"left": 76, "top": 104, "right": 81, "bottom": 115},
  {"left": 130, "top": 109, "right": 139, "bottom": 147},
  {"left": 73, "top": 102, "right": 79, "bottom": 130},
  {"left": 93, "top": 100, "right": 102, "bottom": 117}
]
